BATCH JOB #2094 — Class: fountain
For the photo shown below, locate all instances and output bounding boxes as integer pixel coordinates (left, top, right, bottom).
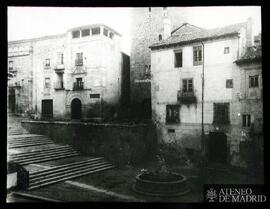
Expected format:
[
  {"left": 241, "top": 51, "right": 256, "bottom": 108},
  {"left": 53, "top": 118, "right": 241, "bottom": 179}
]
[{"left": 132, "top": 153, "right": 190, "bottom": 197}]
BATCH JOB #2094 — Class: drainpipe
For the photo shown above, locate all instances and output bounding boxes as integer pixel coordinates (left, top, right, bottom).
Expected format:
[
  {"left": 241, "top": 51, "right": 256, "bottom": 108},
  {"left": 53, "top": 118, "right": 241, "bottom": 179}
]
[
  {"left": 201, "top": 41, "right": 205, "bottom": 150},
  {"left": 200, "top": 41, "right": 205, "bottom": 179}
]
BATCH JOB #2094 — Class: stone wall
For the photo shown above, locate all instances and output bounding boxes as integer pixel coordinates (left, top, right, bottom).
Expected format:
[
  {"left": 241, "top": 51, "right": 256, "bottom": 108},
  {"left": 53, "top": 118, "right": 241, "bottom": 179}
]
[{"left": 22, "top": 121, "right": 157, "bottom": 166}]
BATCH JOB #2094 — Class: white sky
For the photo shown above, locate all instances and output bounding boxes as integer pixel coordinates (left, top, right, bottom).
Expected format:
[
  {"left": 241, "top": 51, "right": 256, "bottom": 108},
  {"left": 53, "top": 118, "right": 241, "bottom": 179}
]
[{"left": 8, "top": 6, "right": 261, "bottom": 55}]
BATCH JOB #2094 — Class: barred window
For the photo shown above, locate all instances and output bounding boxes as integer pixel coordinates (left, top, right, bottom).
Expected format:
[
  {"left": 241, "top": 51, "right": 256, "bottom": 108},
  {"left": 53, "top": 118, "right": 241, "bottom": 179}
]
[
  {"left": 242, "top": 114, "right": 251, "bottom": 127},
  {"left": 166, "top": 105, "right": 180, "bottom": 124}
]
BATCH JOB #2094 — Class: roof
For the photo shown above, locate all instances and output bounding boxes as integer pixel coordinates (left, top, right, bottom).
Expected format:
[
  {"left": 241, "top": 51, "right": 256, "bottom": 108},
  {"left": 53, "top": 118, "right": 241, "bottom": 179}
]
[
  {"left": 150, "top": 22, "right": 247, "bottom": 49},
  {"left": 235, "top": 46, "right": 262, "bottom": 65},
  {"left": 8, "top": 23, "right": 121, "bottom": 45},
  {"left": 8, "top": 34, "right": 66, "bottom": 45}
]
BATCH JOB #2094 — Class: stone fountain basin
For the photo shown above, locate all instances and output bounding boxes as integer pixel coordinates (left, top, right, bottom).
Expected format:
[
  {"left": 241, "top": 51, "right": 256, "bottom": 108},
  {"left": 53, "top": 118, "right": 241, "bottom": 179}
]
[{"left": 132, "top": 172, "right": 190, "bottom": 197}]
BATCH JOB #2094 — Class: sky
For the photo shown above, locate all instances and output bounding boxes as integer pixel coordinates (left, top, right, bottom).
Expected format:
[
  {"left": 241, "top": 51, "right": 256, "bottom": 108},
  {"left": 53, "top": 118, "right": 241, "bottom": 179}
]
[{"left": 8, "top": 6, "right": 261, "bottom": 55}]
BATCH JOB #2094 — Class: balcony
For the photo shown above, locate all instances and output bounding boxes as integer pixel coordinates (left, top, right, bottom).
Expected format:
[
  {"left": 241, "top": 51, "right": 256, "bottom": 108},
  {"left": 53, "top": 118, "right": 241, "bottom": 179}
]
[
  {"left": 54, "top": 81, "right": 64, "bottom": 90},
  {"left": 177, "top": 90, "right": 197, "bottom": 105},
  {"left": 75, "top": 59, "right": 83, "bottom": 66},
  {"left": 73, "top": 82, "right": 84, "bottom": 91},
  {"left": 54, "top": 64, "right": 65, "bottom": 72},
  {"left": 8, "top": 67, "right": 18, "bottom": 73}
]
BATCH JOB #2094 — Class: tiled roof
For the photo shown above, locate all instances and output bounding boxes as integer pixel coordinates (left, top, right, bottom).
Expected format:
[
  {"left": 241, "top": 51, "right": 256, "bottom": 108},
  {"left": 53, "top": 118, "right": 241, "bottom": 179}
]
[
  {"left": 235, "top": 46, "right": 262, "bottom": 64},
  {"left": 150, "top": 22, "right": 247, "bottom": 49}
]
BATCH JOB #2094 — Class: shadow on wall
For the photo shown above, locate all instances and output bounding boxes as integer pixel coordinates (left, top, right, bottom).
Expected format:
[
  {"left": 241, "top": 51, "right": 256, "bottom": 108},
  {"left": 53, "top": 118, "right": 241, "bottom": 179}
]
[{"left": 21, "top": 121, "right": 158, "bottom": 167}]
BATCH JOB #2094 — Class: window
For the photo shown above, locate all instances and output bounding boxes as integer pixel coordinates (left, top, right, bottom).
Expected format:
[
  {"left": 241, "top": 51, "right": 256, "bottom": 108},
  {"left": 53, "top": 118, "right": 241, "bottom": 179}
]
[
  {"left": 224, "top": 47, "right": 230, "bottom": 54},
  {"left": 158, "top": 34, "right": 162, "bottom": 41},
  {"left": 76, "top": 77, "right": 82, "bottom": 83},
  {"left": 103, "top": 28, "right": 109, "bottom": 36},
  {"left": 242, "top": 114, "right": 251, "bottom": 128},
  {"left": 72, "top": 30, "right": 80, "bottom": 38},
  {"left": 109, "top": 32, "right": 114, "bottom": 39},
  {"left": 45, "top": 58, "right": 50, "bottom": 67},
  {"left": 73, "top": 77, "right": 84, "bottom": 90},
  {"left": 213, "top": 103, "right": 230, "bottom": 125},
  {"left": 81, "top": 29, "right": 90, "bottom": 37},
  {"left": 148, "top": 7, "right": 151, "bottom": 12},
  {"left": 58, "top": 53, "right": 64, "bottom": 64},
  {"left": 249, "top": 75, "right": 259, "bottom": 88},
  {"left": 182, "top": 79, "right": 193, "bottom": 92},
  {"left": 166, "top": 105, "right": 180, "bottom": 124},
  {"left": 163, "top": 7, "right": 168, "bottom": 17},
  {"left": 145, "top": 65, "right": 151, "bottom": 76},
  {"left": 8, "top": 61, "right": 14, "bottom": 71},
  {"left": 75, "top": 53, "right": 83, "bottom": 66},
  {"left": 226, "top": 79, "right": 233, "bottom": 88},
  {"left": 193, "top": 46, "right": 202, "bottom": 66},
  {"left": 92, "top": 27, "right": 100, "bottom": 35},
  {"left": 44, "top": 78, "right": 51, "bottom": 89},
  {"left": 174, "top": 50, "right": 183, "bottom": 67},
  {"left": 90, "top": 94, "right": 100, "bottom": 99}
]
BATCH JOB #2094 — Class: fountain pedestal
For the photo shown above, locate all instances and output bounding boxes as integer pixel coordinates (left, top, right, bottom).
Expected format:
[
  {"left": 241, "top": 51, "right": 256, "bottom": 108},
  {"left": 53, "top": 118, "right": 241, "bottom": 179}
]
[{"left": 133, "top": 172, "right": 190, "bottom": 197}]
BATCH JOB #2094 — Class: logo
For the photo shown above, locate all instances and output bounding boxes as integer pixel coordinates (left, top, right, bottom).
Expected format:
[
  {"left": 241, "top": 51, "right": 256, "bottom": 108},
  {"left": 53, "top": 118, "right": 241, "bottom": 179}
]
[
  {"left": 204, "top": 185, "right": 267, "bottom": 203},
  {"left": 206, "top": 188, "right": 218, "bottom": 202}
]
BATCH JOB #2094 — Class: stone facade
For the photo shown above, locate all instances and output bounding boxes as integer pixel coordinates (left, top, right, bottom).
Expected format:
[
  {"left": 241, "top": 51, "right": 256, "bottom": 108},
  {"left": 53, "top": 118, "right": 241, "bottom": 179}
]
[
  {"left": 150, "top": 20, "right": 262, "bottom": 166},
  {"left": 8, "top": 42, "right": 34, "bottom": 114},
  {"left": 8, "top": 24, "right": 130, "bottom": 121},
  {"left": 130, "top": 7, "right": 187, "bottom": 119}
]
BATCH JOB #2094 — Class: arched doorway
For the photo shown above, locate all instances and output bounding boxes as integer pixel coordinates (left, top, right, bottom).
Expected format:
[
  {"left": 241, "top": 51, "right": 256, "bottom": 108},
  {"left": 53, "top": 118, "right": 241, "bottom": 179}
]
[{"left": 71, "top": 98, "right": 82, "bottom": 120}]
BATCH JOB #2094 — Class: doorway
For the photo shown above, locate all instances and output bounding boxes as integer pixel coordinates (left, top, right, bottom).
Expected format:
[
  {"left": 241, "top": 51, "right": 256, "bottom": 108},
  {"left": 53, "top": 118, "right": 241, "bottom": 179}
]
[
  {"left": 206, "top": 131, "right": 228, "bottom": 164},
  {"left": 71, "top": 98, "right": 82, "bottom": 120},
  {"left": 41, "top": 99, "right": 53, "bottom": 119},
  {"left": 9, "top": 88, "right": 16, "bottom": 113}
]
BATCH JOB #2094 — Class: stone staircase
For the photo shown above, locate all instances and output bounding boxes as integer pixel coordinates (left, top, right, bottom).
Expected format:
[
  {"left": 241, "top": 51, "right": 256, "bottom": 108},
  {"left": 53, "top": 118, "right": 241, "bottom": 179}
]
[
  {"left": 8, "top": 144, "right": 79, "bottom": 165},
  {"left": 19, "top": 157, "right": 114, "bottom": 190},
  {"left": 8, "top": 135, "right": 55, "bottom": 149},
  {"left": 7, "top": 115, "right": 115, "bottom": 191}
]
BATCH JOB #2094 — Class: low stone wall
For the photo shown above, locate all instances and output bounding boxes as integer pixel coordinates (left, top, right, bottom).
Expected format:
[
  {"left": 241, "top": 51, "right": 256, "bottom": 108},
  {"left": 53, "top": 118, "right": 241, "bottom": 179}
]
[{"left": 21, "top": 121, "right": 157, "bottom": 166}]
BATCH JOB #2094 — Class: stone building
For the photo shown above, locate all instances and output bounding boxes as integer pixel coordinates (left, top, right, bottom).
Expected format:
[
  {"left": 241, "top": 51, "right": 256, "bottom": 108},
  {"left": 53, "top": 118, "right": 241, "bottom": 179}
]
[
  {"left": 8, "top": 42, "right": 34, "bottom": 114},
  {"left": 130, "top": 7, "right": 187, "bottom": 119},
  {"left": 149, "top": 18, "right": 262, "bottom": 165},
  {"left": 8, "top": 24, "right": 130, "bottom": 121}
]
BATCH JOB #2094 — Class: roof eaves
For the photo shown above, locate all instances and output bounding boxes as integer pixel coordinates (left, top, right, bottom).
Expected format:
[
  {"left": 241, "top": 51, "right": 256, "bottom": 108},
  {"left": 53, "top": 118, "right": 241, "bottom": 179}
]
[{"left": 150, "top": 32, "right": 239, "bottom": 50}]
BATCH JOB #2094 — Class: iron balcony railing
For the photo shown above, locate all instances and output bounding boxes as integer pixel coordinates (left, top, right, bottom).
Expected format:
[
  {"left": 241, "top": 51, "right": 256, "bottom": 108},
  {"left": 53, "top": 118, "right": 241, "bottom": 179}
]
[
  {"left": 177, "top": 90, "right": 197, "bottom": 104},
  {"left": 73, "top": 82, "right": 84, "bottom": 90}
]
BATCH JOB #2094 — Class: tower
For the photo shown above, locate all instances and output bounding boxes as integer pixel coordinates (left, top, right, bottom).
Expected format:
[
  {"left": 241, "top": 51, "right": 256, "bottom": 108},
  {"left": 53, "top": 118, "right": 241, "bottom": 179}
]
[{"left": 130, "top": 7, "right": 187, "bottom": 119}]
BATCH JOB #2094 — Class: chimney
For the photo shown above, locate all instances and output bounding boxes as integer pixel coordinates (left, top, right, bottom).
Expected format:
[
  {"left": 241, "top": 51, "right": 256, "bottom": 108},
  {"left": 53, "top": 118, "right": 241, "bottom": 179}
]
[
  {"left": 163, "top": 16, "right": 172, "bottom": 40},
  {"left": 246, "top": 17, "right": 254, "bottom": 47}
]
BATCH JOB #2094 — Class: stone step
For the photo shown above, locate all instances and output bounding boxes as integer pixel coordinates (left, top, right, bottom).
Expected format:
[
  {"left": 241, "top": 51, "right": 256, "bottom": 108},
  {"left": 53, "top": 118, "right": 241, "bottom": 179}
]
[
  {"left": 8, "top": 145, "right": 72, "bottom": 158},
  {"left": 8, "top": 141, "right": 55, "bottom": 149},
  {"left": 9, "top": 147, "right": 76, "bottom": 162},
  {"left": 27, "top": 165, "right": 115, "bottom": 190},
  {"left": 29, "top": 158, "right": 106, "bottom": 178},
  {"left": 16, "top": 152, "right": 80, "bottom": 166},
  {"left": 29, "top": 161, "right": 110, "bottom": 182}
]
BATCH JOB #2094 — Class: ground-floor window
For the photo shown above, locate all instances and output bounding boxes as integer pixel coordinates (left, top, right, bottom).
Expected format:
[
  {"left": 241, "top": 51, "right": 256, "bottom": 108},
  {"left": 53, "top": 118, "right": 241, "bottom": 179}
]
[
  {"left": 242, "top": 114, "right": 251, "bottom": 127},
  {"left": 213, "top": 103, "right": 230, "bottom": 125},
  {"left": 166, "top": 105, "right": 180, "bottom": 124}
]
